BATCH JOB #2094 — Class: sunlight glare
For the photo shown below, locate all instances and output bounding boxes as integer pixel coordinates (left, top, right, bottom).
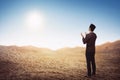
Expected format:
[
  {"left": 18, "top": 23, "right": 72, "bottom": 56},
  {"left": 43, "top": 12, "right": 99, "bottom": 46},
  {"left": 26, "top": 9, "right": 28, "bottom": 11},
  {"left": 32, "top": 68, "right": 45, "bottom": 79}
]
[{"left": 25, "top": 10, "right": 44, "bottom": 31}]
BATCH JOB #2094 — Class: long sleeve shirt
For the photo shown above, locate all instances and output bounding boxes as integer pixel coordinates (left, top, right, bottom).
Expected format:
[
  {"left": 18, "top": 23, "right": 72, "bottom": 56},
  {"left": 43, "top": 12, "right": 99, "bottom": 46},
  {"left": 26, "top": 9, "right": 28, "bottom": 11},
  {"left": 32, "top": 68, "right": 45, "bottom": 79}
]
[{"left": 82, "top": 32, "right": 97, "bottom": 53}]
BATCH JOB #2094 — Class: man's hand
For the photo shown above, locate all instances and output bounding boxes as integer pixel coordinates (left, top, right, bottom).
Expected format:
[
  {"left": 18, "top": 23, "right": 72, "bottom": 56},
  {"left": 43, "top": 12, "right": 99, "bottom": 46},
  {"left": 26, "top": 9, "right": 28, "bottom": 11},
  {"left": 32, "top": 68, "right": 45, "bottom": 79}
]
[
  {"left": 85, "top": 32, "right": 87, "bottom": 35},
  {"left": 81, "top": 33, "right": 84, "bottom": 38}
]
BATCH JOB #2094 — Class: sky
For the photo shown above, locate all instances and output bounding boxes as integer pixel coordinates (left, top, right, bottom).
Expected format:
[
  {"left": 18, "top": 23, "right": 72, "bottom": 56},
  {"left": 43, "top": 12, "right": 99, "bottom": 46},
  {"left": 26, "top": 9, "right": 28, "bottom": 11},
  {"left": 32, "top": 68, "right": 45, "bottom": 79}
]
[{"left": 0, "top": 0, "right": 120, "bottom": 50}]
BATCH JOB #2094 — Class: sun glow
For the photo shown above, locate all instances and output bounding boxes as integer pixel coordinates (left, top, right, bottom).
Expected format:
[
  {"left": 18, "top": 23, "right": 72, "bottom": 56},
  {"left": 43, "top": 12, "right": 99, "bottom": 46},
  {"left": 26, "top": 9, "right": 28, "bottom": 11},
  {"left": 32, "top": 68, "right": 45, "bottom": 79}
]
[{"left": 24, "top": 10, "right": 45, "bottom": 31}]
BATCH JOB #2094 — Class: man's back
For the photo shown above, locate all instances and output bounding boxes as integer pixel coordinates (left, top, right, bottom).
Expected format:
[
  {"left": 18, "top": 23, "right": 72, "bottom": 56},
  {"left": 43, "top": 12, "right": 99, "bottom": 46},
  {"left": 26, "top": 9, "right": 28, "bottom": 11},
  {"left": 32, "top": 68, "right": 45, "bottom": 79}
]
[
  {"left": 83, "top": 32, "right": 97, "bottom": 53},
  {"left": 86, "top": 32, "right": 97, "bottom": 53}
]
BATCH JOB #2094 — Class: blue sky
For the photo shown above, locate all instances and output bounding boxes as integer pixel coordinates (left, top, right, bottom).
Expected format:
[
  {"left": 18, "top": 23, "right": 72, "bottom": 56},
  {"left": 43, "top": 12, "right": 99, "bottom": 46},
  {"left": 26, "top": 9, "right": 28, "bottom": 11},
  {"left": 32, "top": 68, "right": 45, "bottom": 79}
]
[{"left": 0, "top": 0, "right": 120, "bottom": 50}]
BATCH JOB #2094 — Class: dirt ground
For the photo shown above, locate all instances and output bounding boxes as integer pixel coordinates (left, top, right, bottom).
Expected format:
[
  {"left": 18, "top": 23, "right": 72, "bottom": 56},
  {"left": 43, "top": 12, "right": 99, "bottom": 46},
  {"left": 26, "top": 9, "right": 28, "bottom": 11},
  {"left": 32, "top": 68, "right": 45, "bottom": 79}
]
[{"left": 0, "top": 50, "right": 120, "bottom": 80}]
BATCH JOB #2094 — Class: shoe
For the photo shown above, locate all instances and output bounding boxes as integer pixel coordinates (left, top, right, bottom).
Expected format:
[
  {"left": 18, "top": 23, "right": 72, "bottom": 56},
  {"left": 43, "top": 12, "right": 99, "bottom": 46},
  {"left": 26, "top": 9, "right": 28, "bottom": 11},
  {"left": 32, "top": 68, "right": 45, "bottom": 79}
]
[
  {"left": 92, "top": 73, "right": 96, "bottom": 77},
  {"left": 84, "top": 75, "right": 91, "bottom": 78}
]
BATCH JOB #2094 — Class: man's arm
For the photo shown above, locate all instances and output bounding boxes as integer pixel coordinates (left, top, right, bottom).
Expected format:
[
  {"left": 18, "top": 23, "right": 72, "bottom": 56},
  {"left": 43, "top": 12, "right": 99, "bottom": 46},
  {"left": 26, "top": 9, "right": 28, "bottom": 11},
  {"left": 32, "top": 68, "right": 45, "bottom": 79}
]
[
  {"left": 81, "top": 33, "right": 84, "bottom": 38},
  {"left": 81, "top": 33, "right": 89, "bottom": 44}
]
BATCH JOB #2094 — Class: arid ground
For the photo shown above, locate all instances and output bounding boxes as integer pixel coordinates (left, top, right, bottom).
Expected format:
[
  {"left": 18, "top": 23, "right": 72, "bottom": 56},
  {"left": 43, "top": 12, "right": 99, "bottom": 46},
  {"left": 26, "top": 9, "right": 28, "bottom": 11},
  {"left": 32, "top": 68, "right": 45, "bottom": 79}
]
[{"left": 0, "top": 40, "right": 120, "bottom": 80}]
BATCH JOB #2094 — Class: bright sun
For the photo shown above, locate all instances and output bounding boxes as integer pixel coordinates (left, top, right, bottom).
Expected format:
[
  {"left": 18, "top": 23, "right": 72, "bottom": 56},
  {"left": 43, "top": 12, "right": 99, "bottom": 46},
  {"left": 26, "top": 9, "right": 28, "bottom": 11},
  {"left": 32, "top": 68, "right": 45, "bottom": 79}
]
[{"left": 25, "top": 10, "right": 44, "bottom": 31}]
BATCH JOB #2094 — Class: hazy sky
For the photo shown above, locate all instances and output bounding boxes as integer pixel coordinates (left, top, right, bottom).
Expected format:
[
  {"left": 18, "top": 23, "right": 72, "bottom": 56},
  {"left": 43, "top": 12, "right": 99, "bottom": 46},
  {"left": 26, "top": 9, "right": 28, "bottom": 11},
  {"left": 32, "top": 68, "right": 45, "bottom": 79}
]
[{"left": 0, "top": 0, "right": 120, "bottom": 50}]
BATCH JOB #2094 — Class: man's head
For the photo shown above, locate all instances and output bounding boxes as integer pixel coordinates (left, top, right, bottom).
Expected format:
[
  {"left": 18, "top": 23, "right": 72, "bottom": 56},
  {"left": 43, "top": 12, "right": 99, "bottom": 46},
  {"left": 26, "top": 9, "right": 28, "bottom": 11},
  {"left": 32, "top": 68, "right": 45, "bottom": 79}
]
[{"left": 89, "top": 24, "right": 96, "bottom": 32}]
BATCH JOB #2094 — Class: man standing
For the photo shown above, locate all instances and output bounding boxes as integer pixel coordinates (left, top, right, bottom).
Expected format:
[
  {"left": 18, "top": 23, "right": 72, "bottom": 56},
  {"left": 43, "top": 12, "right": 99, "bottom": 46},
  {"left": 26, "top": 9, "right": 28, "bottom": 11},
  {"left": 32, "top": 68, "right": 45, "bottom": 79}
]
[{"left": 81, "top": 24, "right": 97, "bottom": 77}]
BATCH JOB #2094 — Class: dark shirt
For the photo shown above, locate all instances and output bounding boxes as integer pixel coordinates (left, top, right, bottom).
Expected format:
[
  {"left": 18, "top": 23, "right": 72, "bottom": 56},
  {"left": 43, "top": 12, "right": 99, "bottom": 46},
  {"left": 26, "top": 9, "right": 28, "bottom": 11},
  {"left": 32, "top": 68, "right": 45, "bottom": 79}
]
[{"left": 82, "top": 32, "right": 97, "bottom": 53}]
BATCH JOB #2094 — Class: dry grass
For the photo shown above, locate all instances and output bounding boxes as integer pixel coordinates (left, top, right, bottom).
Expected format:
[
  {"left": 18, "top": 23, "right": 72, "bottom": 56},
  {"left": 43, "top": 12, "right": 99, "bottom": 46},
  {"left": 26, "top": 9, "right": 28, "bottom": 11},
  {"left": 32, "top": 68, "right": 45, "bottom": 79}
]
[{"left": 0, "top": 48, "right": 120, "bottom": 80}]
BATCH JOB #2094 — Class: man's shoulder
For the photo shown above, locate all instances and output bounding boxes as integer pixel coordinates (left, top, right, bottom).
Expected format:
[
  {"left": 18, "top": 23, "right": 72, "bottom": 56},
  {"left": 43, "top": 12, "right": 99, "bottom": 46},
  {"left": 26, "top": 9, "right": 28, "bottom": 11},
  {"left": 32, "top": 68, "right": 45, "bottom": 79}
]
[
  {"left": 87, "top": 32, "right": 97, "bottom": 37},
  {"left": 90, "top": 32, "right": 96, "bottom": 35}
]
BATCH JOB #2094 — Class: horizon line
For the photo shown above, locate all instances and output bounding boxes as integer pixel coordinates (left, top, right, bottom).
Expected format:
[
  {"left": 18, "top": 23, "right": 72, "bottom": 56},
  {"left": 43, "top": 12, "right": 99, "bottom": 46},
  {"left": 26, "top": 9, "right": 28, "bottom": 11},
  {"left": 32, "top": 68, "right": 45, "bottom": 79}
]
[{"left": 0, "top": 39, "right": 119, "bottom": 50}]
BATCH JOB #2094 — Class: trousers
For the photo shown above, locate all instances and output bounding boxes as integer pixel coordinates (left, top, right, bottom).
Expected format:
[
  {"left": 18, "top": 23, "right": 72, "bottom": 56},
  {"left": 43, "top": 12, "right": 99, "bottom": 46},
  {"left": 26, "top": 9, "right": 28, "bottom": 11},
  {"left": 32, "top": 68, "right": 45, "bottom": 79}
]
[{"left": 86, "top": 52, "right": 96, "bottom": 76}]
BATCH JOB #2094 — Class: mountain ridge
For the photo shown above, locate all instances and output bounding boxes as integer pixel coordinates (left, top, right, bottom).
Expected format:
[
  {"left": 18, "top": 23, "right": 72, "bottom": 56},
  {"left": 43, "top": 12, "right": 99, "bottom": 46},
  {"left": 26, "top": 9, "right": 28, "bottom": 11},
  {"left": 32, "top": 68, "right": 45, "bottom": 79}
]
[{"left": 0, "top": 40, "right": 120, "bottom": 53}]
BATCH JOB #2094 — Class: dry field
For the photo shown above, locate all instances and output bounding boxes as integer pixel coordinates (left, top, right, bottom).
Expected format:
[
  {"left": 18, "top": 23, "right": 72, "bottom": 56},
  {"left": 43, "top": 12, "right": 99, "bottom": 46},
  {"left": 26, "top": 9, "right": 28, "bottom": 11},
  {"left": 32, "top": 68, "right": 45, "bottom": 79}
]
[{"left": 0, "top": 46, "right": 120, "bottom": 80}]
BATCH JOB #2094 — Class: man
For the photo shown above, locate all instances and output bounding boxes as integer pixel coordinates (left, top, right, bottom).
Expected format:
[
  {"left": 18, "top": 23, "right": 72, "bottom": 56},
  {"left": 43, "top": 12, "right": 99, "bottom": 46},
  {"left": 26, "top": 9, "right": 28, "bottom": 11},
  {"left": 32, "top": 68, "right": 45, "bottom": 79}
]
[{"left": 81, "top": 24, "right": 97, "bottom": 77}]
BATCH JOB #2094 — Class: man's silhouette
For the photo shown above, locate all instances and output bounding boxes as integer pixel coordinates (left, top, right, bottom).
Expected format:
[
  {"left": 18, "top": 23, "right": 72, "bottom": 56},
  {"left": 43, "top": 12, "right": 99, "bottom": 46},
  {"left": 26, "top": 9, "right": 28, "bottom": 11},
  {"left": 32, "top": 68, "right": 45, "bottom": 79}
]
[{"left": 81, "top": 24, "right": 97, "bottom": 77}]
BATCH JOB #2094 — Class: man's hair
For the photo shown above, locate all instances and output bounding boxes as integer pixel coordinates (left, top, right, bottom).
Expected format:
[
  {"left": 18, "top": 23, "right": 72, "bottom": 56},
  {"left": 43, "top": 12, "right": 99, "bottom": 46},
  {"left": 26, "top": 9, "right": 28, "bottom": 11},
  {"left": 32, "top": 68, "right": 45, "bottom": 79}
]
[{"left": 89, "top": 24, "right": 96, "bottom": 31}]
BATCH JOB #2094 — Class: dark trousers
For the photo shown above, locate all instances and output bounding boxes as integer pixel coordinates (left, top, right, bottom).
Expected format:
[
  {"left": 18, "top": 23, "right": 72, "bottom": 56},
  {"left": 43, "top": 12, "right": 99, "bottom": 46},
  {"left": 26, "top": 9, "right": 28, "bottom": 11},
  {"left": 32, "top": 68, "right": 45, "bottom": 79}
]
[{"left": 86, "top": 52, "right": 96, "bottom": 76}]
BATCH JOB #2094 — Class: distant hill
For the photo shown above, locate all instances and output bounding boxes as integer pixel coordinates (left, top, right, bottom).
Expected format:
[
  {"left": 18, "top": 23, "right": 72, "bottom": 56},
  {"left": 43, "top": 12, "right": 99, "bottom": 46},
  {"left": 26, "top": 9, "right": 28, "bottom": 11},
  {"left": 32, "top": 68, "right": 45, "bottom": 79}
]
[
  {"left": 56, "top": 40, "right": 120, "bottom": 54},
  {"left": 96, "top": 40, "right": 120, "bottom": 53},
  {"left": 0, "top": 45, "right": 54, "bottom": 55},
  {"left": 0, "top": 40, "right": 120, "bottom": 54}
]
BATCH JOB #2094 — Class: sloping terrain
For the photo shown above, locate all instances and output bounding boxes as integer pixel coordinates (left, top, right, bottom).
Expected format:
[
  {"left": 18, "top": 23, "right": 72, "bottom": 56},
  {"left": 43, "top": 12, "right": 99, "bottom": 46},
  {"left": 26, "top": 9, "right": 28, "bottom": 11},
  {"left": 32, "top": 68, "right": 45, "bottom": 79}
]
[
  {"left": 0, "top": 40, "right": 120, "bottom": 80},
  {"left": 96, "top": 40, "right": 120, "bottom": 53}
]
